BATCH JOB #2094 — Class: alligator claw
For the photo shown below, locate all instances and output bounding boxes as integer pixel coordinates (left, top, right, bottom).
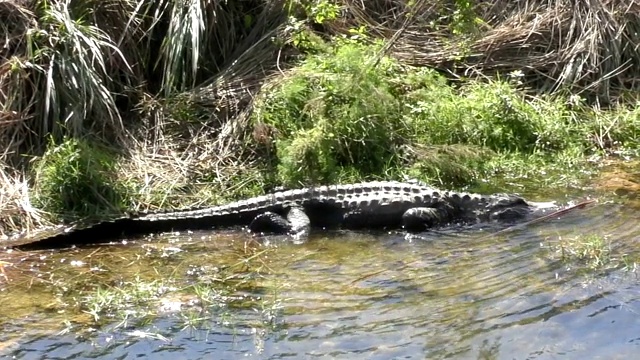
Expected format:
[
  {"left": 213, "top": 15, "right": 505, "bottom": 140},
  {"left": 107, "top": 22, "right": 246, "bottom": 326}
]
[
  {"left": 248, "top": 206, "right": 310, "bottom": 239},
  {"left": 249, "top": 212, "right": 292, "bottom": 235}
]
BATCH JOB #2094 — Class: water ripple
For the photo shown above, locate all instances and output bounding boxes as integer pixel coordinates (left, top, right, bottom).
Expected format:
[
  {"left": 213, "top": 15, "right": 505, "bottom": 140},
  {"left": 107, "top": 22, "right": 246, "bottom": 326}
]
[{"left": 3, "top": 202, "right": 640, "bottom": 359}]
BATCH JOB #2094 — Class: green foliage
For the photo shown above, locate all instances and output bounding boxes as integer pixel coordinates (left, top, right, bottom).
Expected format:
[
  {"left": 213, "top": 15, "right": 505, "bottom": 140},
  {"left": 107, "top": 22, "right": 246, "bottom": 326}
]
[
  {"left": 404, "top": 70, "right": 584, "bottom": 154},
  {"left": 33, "top": 138, "right": 131, "bottom": 221},
  {"left": 585, "top": 103, "right": 640, "bottom": 153},
  {"left": 253, "top": 41, "right": 407, "bottom": 186},
  {"left": 405, "top": 144, "right": 495, "bottom": 188},
  {"left": 285, "top": 0, "right": 344, "bottom": 53},
  {"left": 553, "top": 234, "right": 613, "bottom": 270},
  {"left": 276, "top": 124, "right": 338, "bottom": 185},
  {"left": 251, "top": 40, "right": 614, "bottom": 188},
  {"left": 449, "top": 0, "right": 483, "bottom": 36},
  {"left": 287, "top": 0, "right": 340, "bottom": 24},
  {"left": 287, "top": 21, "right": 331, "bottom": 55},
  {"left": 306, "top": 0, "right": 340, "bottom": 24},
  {"left": 25, "top": 0, "right": 128, "bottom": 138}
]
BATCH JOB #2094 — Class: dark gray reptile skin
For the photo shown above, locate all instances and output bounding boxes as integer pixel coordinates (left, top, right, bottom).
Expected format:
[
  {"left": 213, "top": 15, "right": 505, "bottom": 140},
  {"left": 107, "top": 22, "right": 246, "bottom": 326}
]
[{"left": 4, "top": 181, "right": 555, "bottom": 249}]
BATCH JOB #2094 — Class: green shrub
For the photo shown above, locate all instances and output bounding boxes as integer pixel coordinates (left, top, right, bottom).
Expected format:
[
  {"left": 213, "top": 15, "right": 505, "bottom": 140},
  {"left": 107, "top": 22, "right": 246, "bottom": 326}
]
[
  {"left": 252, "top": 41, "right": 630, "bottom": 189},
  {"left": 404, "top": 74, "right": 583, "bottom": 154},
  {"left": 33, "top": 138, "right": 131, "bottom": 221},
  {"left": 276, "top": 123, "right": 339, "bottom": 185},
  {"left": 404, "top": 144, "right": 495, "bottom": 188},
  {"left": 252, "top": 41, "right": 409, "bottom": 185}
]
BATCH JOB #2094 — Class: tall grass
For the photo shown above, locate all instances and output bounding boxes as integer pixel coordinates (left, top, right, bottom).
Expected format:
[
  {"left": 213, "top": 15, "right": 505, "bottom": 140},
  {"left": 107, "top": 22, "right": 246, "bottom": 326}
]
[
  {"left": 0, "top": 0, "right": 289, "bottom": 164},
  {"left": 329, "top": 0, "right": 640, "bottom": 103}
]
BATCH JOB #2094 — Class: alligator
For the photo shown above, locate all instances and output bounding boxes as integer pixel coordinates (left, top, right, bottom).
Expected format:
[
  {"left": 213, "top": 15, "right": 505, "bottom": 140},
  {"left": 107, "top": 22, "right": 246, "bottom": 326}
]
[{"left": 4, "top": 181, "right": 558, "bottom": 250}]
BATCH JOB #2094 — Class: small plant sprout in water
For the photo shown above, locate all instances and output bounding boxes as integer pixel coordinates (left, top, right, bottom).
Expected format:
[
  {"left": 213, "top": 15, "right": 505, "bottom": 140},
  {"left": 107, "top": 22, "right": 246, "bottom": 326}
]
[
  {"left": 553, "top": 234, "right": 614, "bottom": 270},
  {"left": 81, "top": 277, "right": 176, "bottom": 324},
  {"left": 621, "top": 254, "right": 638, "bottom": 273},
  {"left": 179, "top": 309, "right": 210, "bottom": 332}
]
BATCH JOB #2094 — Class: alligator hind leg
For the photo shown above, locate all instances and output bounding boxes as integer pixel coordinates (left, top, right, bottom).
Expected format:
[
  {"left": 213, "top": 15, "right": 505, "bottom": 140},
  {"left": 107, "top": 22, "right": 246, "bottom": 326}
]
[
  {"left": 249, "top": 212, "right": 292, "bottom": 234},
  {"left": 402, "top": 206, "right": 451, "bottom": 232},
  {"left": 249, "top": 207, "right": 310, "bottom": 240}
]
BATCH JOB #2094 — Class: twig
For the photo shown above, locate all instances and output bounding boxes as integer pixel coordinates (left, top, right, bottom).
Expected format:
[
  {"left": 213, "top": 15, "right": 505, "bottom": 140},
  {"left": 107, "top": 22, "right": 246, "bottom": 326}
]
[{"left": 477, "top": 199, "right": 597, "bottom": 240}]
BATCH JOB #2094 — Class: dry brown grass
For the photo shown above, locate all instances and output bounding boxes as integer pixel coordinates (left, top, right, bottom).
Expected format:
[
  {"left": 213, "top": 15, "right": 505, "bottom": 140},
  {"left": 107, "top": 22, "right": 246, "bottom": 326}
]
[
  {"left": 330, "top": 0, "right": 640, "bottom": 103},
  {"left": 115, "top": 22, "right": 295, "bottom": 212},
  {"left": 0, "top": 0, "right": 37, "bottom": 162},
  {"left": 0, "top": 163, "right": 52, "bottom": 238},
  {"left": 117, "top": 125, "right": 265, "bottom": 212}
]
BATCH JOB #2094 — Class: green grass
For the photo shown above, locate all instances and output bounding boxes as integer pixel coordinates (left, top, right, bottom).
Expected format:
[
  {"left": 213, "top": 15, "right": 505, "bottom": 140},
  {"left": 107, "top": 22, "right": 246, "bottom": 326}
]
[
  {"left": 25, "top": 40, "right": 640, "bottom": 221},
  {"left": 547, "top": 233, "right": 639, "bottom": 272},
  {"left": 32, "top": 138, "right": 132, "bottom": 222},
  {"left": 556, "top": 234, "right": 612, "bottom": 270},
  {"left": 249, "top": 40, "right": 638, "bottom": 192},
  {"left": 403, "top": 72, "right": 584, "bottom": 154}
]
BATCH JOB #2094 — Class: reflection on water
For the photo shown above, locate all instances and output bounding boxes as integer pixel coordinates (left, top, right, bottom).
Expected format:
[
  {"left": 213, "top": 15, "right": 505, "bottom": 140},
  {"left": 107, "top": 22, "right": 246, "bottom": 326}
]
[{"left": 1, "top": 202, "right": 640, "bottom": 359}]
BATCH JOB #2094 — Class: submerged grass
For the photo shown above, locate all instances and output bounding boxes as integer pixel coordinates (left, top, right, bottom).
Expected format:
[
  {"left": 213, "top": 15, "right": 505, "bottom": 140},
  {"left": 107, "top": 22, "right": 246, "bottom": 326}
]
[
  {"left": 556, "top": 234, "right": 613, "bottom": 270},
  {"left": 0, "top": 236, "right": 284, "bottom": 334},
  {"left": 544, "top": 233, "right": 639, "bottom": 273}
]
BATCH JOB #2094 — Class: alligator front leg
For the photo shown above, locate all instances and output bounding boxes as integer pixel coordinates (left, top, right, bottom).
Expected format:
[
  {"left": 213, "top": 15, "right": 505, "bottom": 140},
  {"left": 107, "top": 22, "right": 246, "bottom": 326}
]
[
  {"left": 248, "top": 206, "right": 310, "bottom": 239},
  {"left": 402, "top": 206, "right": 452, "bottom": 232}
]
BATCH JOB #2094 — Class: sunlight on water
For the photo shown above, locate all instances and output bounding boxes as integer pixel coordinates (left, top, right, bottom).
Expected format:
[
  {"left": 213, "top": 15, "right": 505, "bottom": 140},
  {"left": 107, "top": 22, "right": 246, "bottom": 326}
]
[{"left": 1, "top": 200, "right": 640, "bottom": 359}]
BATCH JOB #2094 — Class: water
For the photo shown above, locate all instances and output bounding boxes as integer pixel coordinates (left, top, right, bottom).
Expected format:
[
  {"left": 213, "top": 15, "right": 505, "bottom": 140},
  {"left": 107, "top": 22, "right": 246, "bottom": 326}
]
[{"left": 1, "top": 199, "right": 640, "bottom": 359}]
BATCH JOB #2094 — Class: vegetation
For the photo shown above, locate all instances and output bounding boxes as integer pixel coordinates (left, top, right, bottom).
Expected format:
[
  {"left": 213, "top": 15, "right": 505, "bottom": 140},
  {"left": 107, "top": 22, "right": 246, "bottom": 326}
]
[
  {"left": 1, "top": 1, "right": 639, "bottom": 352},
  {"left": 32, "top": 138, "right": 132, "bottom": 222},
  {"left": 555, "top": 234, "right": 613, "bottom": 270},
  {"left": 544, "top": 233, "right": 639, "bottom": 272},
  {"left": 0, "top": 0, "right": 640, "bottom": 237},
  {"left": 0, "top": 235, "right": 283, "bottom": 337}
]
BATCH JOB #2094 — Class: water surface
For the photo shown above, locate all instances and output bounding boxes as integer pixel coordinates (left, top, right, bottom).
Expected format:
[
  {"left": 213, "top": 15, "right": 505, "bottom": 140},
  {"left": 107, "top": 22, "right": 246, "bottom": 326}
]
[{"left": 1, "top": 197, "right": 639, "bottom": 359}]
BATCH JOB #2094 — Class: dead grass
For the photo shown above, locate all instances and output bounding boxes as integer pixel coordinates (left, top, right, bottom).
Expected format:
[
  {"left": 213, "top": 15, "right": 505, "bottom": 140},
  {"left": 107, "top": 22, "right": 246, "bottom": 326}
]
[
  {"left": 330, "top": 0, "right": 640, "bottom": 103},
  {"left": 0, "top": 164, "right": 52, "bottom": 238},
  {"left": 114, "top": 22, "right": 295, "bottom": 213},
  {"left": 117, "top": 125, "right": 265, "bottom": 212},
  {"left": 0, "top": 0, "right": 37, "bottom": 162}
]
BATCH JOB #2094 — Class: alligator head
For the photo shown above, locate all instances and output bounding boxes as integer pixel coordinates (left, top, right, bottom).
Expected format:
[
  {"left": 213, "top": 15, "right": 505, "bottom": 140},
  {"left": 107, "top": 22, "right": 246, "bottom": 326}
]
[{"left": 484, "top": 194, "right": 537, "bottom": 222}]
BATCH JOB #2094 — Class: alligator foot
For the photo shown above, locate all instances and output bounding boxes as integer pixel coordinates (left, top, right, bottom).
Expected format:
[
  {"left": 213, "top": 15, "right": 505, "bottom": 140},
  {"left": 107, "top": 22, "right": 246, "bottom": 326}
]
[
  {"left": 248, "top": 206, "right": 311, "bottom": 240},
  {"left": 401, "top": 207, "right": 450, "bottom": 232}
]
